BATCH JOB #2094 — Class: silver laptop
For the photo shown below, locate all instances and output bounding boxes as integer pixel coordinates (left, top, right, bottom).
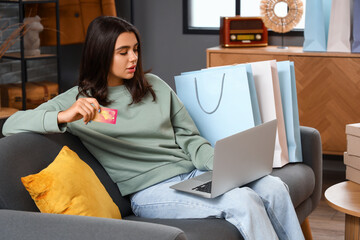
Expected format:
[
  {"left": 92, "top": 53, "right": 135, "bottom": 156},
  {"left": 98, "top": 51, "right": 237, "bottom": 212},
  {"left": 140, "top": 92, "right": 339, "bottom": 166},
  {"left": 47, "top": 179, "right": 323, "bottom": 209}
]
[{"left": 170, "top": 119, "right": 277, "bottom": 198}]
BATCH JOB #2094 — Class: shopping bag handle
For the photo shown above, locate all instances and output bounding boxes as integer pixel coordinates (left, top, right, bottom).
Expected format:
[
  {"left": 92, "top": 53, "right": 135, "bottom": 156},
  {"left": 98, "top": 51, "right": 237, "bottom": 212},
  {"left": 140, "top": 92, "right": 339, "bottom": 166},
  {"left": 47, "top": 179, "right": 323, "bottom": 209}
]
[{"left": 194, "top": 73, "right": 225, "bottom": 114}]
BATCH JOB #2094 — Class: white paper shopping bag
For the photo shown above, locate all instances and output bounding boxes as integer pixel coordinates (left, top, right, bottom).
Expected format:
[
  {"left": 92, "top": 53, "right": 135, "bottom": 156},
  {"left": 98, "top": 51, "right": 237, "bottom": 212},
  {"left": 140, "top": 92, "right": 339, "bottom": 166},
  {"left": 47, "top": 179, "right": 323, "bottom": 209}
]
[
  {"left": 250, "top": 60, "right": 289, "bottom": 168},
  {"left": 327, "top": 0, "right": 352, "bottom": 52}
]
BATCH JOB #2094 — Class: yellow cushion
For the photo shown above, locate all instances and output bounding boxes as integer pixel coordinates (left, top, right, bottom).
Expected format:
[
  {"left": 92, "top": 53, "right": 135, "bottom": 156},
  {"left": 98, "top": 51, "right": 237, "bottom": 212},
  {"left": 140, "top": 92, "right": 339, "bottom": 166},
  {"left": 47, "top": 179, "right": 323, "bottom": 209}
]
[{"left": 21, "top": 146, "right": 121, "bottom": 219}]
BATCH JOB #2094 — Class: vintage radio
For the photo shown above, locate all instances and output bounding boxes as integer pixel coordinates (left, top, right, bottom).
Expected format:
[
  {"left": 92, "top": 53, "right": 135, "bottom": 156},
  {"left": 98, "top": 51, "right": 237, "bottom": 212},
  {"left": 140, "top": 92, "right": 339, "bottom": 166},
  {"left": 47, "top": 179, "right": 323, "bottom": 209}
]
[{"left": 220, "top": 16, "right": 268, "bottom": 47}]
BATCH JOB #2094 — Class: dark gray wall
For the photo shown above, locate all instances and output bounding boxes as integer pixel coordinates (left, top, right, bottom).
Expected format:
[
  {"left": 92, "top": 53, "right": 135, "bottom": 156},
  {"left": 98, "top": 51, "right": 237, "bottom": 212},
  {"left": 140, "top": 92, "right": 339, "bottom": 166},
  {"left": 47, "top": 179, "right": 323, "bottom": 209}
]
[
  {"left": 132, "top": 0, "right": 304, "bottom": 90},
  {"left": 133, "top": 0, "right": 217, "bottom": 90},
  {"left": 116, "top": 0, "right": 132, "bottom": 23}
]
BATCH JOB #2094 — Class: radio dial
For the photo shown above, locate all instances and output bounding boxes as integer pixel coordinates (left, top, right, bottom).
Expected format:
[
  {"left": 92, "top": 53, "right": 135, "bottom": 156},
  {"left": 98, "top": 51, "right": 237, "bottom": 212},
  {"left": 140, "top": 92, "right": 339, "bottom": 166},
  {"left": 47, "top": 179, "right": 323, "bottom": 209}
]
[
  {"left": 256, "top": 34, "right": 262, "bottom": 40},
  {"left": 230, "top": 34, "right": 237, "bottom": 41}
]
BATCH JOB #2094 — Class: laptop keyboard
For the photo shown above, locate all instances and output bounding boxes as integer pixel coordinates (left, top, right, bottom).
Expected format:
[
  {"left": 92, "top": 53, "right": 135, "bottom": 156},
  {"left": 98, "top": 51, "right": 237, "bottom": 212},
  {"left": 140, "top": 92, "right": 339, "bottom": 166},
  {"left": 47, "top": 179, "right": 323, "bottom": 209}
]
[{"left": 192, "top": 181, "right": 212, "bottom": 193}]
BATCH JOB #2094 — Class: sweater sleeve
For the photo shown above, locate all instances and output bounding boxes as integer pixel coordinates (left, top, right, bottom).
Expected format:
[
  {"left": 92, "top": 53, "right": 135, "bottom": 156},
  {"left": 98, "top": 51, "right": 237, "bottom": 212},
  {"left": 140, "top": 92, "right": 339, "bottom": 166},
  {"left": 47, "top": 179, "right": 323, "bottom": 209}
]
[
  {"left": 170, "top": 91, "right": 214, "bottom": 171},
  {"left": 2, "top": 89, "right": 75, "bottom": 136}
]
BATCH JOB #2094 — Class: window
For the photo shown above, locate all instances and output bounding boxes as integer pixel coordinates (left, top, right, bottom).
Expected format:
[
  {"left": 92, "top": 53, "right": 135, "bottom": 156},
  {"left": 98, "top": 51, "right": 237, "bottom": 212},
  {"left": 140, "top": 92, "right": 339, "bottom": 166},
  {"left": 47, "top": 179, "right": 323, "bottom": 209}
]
[
  {"left": 186, "top": 0, "right": 236, "bottom": 30},
  {"left": 183, "top": 0, "right": 305, "bottom": 35}
]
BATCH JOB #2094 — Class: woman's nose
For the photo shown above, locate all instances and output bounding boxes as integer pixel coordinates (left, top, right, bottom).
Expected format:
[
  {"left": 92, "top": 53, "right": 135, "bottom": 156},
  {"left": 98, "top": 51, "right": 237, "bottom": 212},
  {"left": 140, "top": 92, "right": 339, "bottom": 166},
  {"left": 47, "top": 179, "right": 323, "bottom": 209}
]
[{"left": 129, "top": 51, "right": 138, "bottom": 62}]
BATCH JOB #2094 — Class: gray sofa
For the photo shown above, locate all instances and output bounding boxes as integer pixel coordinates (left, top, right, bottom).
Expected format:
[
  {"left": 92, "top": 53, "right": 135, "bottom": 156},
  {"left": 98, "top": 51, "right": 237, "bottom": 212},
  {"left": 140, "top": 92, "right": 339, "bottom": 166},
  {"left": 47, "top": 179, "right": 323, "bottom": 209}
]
[{"left": 0, "top": 126, "right": 322, "bottom": 240}]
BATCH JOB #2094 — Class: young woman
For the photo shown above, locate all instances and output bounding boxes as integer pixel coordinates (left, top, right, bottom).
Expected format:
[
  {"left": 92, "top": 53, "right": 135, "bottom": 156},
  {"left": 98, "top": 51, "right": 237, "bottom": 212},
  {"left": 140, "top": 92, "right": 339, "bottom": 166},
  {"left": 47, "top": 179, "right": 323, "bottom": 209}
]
[{"left": 3, "top": 16, "right": 304, "bottom": 240}]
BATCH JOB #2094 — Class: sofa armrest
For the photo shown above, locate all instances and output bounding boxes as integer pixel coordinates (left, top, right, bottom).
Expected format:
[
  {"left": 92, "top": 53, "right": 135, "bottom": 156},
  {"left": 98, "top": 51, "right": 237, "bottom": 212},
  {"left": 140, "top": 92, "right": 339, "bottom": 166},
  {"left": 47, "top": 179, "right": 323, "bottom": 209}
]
[
  {"left": 0, "top": 210, "right": 187, "bottom": 240},
  {"left": 300, "top": 126, "right": 323, "bottom": 210}
]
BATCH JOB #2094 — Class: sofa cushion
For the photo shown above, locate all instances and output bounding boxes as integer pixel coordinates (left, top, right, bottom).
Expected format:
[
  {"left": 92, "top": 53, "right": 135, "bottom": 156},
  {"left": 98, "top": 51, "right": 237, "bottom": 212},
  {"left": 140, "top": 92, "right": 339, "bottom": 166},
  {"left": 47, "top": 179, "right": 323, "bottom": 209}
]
[
  {"left": 0, "top": 132, "right": 133, "bottom": 217},
  {"left": 21, "top": 146, "right": 121, "bottom": 219},
  {"left": 271, "top": 163, "right": 315, "bottom": 208}
]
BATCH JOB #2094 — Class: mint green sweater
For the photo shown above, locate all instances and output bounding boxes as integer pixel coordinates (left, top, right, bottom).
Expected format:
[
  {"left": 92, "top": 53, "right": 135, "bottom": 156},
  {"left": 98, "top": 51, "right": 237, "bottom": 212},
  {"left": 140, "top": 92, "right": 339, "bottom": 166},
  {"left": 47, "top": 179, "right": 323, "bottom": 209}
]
[{"left": 3, "top": 74, "right": 214, "bottom": 196}]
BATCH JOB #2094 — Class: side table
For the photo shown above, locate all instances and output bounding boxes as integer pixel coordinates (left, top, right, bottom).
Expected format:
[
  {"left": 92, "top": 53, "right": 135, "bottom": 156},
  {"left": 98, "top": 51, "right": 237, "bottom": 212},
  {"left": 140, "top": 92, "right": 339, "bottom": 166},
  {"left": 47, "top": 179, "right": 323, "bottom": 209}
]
[
  {"left": 0, "top": 108, "right": 18, "bottom": 138},
  {"left": 325, "top": 181, "right": 360, "bottom": 239}
]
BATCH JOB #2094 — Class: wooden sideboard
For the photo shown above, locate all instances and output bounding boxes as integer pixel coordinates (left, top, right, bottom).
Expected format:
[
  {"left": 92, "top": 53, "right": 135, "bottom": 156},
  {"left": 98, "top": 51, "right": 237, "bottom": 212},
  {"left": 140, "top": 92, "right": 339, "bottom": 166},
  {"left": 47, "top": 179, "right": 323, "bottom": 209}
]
[{"left": 207, "top": 46, "right": 360, "bottom": 155}]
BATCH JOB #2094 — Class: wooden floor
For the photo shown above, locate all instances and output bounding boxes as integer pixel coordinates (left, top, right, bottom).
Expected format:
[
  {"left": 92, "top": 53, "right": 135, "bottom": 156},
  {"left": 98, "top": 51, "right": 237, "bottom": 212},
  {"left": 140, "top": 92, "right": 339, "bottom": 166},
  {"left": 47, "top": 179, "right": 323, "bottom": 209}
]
[{"left": 308, "top": 157, "right": 346, "bottom": 240}]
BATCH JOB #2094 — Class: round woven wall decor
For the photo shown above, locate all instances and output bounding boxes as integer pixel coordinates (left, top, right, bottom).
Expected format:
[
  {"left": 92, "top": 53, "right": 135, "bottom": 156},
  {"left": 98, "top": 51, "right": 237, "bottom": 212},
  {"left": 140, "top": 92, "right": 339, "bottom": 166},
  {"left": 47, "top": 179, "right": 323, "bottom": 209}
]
[{"left": 260, "top": 0, "right": 303, "bottom": 33}]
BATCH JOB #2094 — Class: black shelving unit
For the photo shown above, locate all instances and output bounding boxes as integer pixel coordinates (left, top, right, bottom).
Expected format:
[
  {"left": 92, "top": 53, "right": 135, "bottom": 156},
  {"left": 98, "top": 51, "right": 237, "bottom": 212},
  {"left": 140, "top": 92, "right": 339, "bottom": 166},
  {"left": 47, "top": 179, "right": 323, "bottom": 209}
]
[{"left": 0, "top": 0, "right": 61, "bottom": 109}]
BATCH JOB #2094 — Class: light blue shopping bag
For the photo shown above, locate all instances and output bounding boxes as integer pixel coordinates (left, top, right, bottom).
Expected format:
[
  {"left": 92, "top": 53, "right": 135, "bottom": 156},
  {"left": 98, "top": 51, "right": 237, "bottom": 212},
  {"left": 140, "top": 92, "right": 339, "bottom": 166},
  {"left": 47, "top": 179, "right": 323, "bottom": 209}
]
[
  {"left": 303, "top": 0, "right": 333, "bottom": 52},
  {"left": 197, "top": 64, "right": 262, "bottom": 127},
  {"left": 322, "top": 0, "right": 333, "bottom": 45},
  {"left": 352, "top": 0, "right": 360, "bottom": 53},
  {"left": 175, "top": 65, "right": 260, "bottom": 146},
  {"left": 277, "top": 61, "right": 303, "bottom": 163}
]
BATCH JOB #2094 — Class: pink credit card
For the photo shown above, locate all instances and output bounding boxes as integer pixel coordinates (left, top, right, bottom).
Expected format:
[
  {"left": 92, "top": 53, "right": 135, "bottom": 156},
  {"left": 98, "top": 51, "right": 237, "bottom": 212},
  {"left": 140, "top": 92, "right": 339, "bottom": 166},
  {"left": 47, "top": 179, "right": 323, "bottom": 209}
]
[{"left": 93, "top": 107, "right": 117, "bottom": 124}]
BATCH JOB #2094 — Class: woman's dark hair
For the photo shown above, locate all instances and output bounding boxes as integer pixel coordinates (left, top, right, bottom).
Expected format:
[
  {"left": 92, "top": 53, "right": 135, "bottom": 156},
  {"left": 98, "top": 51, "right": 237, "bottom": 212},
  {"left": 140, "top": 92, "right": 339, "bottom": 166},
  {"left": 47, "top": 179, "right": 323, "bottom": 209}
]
[{"left": 77, "top": 16, "right": 156, "bottom": 105}]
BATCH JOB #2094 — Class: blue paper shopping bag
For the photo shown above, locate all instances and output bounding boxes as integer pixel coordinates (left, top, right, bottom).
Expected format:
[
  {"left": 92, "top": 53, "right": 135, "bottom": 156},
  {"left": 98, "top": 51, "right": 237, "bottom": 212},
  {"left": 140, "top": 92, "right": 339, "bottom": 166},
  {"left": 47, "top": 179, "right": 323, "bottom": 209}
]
[
  {"left": 303, "top": 0, "right": 332, "bottom": 52},
  {"left": 277, "top": 61, "right": 303, "bottom": 163},
  {"left": 352, "top": 0, "right": 360, "bottom": 53},
  {"left": 196, "top": 64, "right": 262, "bottom": 127},
  {"left": 175, "top": 65, "right": 260, "bottom": 146}
]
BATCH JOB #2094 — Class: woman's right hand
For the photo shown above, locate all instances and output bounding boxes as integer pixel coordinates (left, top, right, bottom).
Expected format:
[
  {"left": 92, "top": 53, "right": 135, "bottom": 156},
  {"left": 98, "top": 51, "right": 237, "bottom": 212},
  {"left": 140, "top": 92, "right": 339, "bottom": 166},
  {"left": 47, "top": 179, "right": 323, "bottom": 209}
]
[{"left": 57, "top": 98, "right": 100, "bottom": 125}]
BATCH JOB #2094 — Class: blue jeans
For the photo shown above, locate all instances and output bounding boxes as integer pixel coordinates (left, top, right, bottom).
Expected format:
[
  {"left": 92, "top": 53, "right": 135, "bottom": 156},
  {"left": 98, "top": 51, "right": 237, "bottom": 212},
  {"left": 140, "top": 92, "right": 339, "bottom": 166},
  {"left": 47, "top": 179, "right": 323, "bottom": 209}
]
[{"left": 130, "top": 170, "right": 304, "bottom": 240}]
